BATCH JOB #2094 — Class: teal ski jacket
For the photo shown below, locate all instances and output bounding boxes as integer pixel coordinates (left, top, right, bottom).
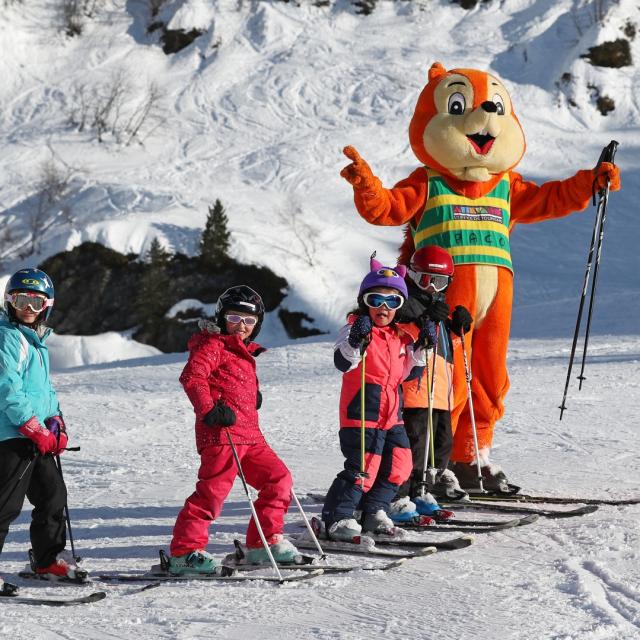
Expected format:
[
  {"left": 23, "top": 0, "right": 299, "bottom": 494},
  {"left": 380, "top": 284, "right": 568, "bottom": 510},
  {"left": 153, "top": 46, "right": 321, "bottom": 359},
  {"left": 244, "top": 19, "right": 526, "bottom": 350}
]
[{"left": 0, "top": 311, "right": 60, "bottom": 442}]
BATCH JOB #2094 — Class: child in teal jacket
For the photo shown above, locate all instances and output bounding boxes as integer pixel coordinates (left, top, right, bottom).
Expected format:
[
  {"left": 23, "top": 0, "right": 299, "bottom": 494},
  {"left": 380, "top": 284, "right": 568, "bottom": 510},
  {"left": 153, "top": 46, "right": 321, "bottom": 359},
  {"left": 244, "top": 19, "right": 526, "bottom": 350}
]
[{"left": 0, "top": 268, "right": 79, "bottom": 589}]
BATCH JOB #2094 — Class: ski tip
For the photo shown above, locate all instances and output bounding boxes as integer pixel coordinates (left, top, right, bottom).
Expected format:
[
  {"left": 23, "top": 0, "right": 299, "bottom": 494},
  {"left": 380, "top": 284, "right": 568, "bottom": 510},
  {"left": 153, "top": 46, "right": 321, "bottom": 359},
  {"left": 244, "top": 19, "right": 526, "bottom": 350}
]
[
  {"left": 520, "top": 513, "right": 540, "bottom": 525},
  {"left": 417, "top": 546, "right": 438, "bottom": 557}
]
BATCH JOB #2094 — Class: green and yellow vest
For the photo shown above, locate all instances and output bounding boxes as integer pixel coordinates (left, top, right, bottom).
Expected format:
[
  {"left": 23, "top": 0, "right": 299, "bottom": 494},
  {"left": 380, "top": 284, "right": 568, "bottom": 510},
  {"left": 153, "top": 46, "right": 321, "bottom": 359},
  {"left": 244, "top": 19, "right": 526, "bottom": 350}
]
[{"left": 412, "top": 169, "right": 513, "bottom": 271}]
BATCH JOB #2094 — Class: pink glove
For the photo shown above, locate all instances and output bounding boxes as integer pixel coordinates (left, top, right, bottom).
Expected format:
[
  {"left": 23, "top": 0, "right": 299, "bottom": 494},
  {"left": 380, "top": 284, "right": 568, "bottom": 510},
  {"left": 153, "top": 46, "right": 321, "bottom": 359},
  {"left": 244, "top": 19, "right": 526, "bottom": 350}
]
[
  {"left": 19, "top": 417, "right": 58, "bottom": 455},
  {"left": 45, "top": 416, "right": 68, "bottom": 456}
]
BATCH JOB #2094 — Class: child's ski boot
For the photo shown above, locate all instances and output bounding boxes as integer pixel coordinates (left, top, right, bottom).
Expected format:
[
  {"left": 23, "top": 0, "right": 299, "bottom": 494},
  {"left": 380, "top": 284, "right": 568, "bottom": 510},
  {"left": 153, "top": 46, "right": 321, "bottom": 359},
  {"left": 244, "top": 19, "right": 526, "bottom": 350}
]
[
  {"left": 413, "top": 493, "right": 455, "bottom": 521},
  {"left": 361, "top": 509, "right": 407, "bottom": 538},
  {"left": 326, "top": 518, "right": 362, "bottom": 542},
  {"left": 429, "top": 468, "right": 469, "bottom": 501},
  {"left": 245, "top": 536, "right": 302, "bottom": 565},
  {"left": 387, "top": 496, "right": 420, "bottom": 524},
  {"left": 33, "top": 549, "right": 86, "bottom": 582},
  {"left": 167, "top": 549, "right": 219, "bottom": 575}
]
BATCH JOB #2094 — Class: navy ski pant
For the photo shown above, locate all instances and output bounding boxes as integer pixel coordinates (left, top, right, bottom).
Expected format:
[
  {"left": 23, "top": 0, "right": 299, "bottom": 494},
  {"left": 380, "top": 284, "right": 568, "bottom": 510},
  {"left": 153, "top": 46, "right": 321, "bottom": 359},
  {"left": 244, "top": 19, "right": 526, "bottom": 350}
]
[
  {"left": 0, "top": 438, "right": 67, "bottom": 568},
  {"left": 322, "top": 424, "right": 412, "bottom": 526}
]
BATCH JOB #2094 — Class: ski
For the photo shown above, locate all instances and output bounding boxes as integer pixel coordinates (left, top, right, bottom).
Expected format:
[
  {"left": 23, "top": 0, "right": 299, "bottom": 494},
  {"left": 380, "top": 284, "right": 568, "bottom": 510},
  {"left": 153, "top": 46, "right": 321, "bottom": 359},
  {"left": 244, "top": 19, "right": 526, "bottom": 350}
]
[
  {"left": 95, "top": 569, "right": 324, "bottom": 584},
  {"left": 398, "top": 513, "right": 539, "bottom": 533},
  {"left": 439, "top": 501, "right": 599, "bottom": 519},
  {"left": 18, "top": 570, "right": 90, "bottom": 585},
  {"left": 293, "top": 536, "right": 438, "bottom": 559},
  {"left": 227, "top": 557, "right": 408, "bottom": 574},
  {"left": 224, "top": 540, "right": 408, "bottom": 574},
  {"left": 365, "top": 533, "right": 474, "bottom": 551},
  {"left": 17, "top": 570, "right": 158, "bottom": 595},
  {"left": 0, "top": 591, "right": 106, "bottom": 606},
  {"left": 464, "top": 492, "right": 640, "bottom": 506}
]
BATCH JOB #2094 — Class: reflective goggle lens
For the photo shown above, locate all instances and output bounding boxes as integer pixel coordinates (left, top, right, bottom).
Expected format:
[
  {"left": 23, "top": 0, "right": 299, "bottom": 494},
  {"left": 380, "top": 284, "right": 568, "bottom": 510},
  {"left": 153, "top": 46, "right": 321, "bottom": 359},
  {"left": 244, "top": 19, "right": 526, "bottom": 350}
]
[
  {"left": 417, "top": 273, "right": 451, "bottom": 292},
  {"left": 225, "top": 313, "right": 258, "bottom": 326},
  {"left": 363, "top": 292, "right": 404, "bottom": 310},
  {"left": 8, "top": 292, "right": 49, "bottom": 312}
]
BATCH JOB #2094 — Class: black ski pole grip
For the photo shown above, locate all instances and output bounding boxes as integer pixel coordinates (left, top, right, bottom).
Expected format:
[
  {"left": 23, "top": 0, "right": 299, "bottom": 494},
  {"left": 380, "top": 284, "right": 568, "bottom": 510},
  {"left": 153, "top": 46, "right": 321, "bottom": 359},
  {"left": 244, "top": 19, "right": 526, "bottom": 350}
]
[{"left": 593, "top": 140, "right": 619, "bottom": 204}]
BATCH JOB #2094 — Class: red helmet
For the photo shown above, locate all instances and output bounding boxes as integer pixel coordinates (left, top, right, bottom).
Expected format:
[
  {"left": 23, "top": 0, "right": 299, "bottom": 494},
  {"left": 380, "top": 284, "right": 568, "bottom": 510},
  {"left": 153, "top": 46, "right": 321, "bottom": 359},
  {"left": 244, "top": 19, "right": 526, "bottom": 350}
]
[{"left": 410, "top": 246, "right": 454, "bottom": 276}]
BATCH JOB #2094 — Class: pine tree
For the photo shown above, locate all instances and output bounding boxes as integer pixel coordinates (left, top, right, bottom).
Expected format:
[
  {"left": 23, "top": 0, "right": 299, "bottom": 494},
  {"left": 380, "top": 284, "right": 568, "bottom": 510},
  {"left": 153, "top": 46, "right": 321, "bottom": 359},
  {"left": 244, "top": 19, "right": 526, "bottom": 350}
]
[
  {"left": 136, "top": 238, "right": 172, "bottom": 323},
  {"left": 200, "top": 199, "right": 231, "bottom": 267}
]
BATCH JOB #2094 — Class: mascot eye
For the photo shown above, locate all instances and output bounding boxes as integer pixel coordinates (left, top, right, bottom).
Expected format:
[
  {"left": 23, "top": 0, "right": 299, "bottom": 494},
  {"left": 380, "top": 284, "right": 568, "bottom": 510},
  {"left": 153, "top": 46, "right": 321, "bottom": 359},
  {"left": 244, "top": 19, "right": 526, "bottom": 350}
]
[
  {"left": 448, "top": 92, "right": 466, "bottom": 115},
  {"left": 493, "top": 94, "right": 505, "bottom": 115}
]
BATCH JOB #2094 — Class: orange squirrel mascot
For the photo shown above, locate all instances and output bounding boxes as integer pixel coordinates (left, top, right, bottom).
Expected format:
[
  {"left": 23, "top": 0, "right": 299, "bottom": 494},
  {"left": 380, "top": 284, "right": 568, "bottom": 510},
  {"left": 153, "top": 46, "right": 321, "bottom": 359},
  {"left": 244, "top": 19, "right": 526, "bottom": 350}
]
[{"left": 340, "top": 62, "right": 620, "bottom": 491}]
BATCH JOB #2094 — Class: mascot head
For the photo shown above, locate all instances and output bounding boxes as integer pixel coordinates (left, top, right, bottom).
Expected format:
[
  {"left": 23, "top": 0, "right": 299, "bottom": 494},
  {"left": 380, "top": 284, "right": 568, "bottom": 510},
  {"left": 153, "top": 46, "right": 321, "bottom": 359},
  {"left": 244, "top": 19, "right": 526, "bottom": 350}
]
[{"left": 409, "top": 62, "right": 526, "bottom": 183}]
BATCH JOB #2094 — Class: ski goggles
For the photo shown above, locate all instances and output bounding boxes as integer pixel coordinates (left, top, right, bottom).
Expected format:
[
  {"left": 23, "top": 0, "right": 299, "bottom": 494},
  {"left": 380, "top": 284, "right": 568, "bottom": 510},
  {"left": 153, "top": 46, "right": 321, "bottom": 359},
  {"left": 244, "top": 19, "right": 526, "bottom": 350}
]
[
  {"left": 410, "top": 271, "right": 451, "bottom": 292},
  {"left": 225, "top": 313, "right": 258, "bottom": 326},
  {"left": 6, "top": 292, "right": 53, "bottom": 313},
  {"left": 362, "top": 292, "right": 404, "bottom": 310}
]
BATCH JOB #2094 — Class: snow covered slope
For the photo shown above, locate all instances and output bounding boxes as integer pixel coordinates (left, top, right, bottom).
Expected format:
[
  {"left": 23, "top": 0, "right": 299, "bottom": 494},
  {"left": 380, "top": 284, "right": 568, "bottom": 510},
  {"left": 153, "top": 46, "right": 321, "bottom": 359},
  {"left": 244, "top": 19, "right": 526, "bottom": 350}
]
[
  {"left": 1, "top": 337, "right": 639, "bottom": 638},
  {"left": 1, "top": 0, "right": 639, "bottom": 355}
]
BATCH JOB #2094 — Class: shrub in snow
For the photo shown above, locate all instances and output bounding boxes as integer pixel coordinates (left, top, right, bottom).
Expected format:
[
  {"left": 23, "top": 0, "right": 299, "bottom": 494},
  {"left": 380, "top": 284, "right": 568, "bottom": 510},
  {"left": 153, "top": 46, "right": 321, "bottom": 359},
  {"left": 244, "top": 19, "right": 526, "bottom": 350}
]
[
  {"left": 582, "top": 39, "right": 632, "bottom": 68},
  {"left": 161, "top": 28, "right": 204, "bottom": 54}
]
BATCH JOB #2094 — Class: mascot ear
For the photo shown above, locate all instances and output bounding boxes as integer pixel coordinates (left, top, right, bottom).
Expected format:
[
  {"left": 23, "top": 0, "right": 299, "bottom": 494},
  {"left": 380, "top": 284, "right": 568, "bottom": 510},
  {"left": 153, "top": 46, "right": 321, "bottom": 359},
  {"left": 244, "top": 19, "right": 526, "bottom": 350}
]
[
  {"left": 394, "top": 265, "right": 407, "bottom": 279},
  {"left": 370, "top": 258, "right": 384, "bottom": 271},
  {"left": 428, "top": 62, "right": 447, "bottom": 82}
]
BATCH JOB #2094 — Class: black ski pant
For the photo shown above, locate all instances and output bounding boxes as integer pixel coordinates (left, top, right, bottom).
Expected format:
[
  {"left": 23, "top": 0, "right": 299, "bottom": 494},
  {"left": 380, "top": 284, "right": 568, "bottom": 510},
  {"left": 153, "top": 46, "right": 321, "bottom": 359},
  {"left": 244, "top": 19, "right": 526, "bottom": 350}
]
[
  {"left": 0, "top": 438, "right": 67, "bottom": 568},
  {"left": 396, "top": 408, "right": 452, "bottom": 499}
]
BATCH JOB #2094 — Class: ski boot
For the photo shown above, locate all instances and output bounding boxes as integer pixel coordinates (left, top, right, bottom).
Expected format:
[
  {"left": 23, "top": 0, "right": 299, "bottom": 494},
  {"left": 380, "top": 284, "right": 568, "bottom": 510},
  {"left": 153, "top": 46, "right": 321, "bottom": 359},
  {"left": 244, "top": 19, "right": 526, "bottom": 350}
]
[
  {"left": 413, "top": 493, "right": 455, "bottom": 522},
  {"left": 449, "top": 460, "right": 520, "bottom": 494},
  {"left": 33, "top": 549, "right": 86, "bottom": 582},
  {"left": 361, "top": 509, "right": 406, "bottom": 538},
  {"left": 245, "top": 536, "right": 302, "bottom": 565},
  {"left": 429, "top": 468, "right": 469, "bottom": 501},
  {"left": 387, "top": 496, "right": 420, "bottom": 524},
  {"left": 0, "top": 576, "right": 19, "bottom": 597},
  {"left": 326, "top": 518, "right": 362, "bottom": 542},
  {"left": 167, "top": 549, "right": 219, "bottom": 575}
]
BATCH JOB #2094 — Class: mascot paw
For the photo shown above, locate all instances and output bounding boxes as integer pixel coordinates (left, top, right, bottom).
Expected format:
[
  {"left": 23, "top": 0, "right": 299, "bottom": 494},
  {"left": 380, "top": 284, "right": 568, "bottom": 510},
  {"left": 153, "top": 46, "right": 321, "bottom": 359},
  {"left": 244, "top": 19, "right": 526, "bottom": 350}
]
[
  {"left": 593, "top": 161, "right": 620, "bottom": 192},
  {"left": 341, "top": 145, "right": 378, "bottom": 190}
]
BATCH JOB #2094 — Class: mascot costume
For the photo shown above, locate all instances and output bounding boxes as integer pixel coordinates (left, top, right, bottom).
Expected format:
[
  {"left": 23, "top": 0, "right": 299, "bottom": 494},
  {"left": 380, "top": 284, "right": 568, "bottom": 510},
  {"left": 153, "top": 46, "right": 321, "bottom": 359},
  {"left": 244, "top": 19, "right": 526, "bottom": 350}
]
[{"left": 340, "top": 62, "right": 620, "bottom": 492}]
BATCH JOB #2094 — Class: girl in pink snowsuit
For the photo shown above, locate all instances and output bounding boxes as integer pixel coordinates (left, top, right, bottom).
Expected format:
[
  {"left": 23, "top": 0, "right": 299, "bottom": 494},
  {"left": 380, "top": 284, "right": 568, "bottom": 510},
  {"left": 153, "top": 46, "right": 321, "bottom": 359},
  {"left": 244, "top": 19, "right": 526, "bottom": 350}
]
[{"left": 168, "top": 286, "right": 297, "bottom": 573}]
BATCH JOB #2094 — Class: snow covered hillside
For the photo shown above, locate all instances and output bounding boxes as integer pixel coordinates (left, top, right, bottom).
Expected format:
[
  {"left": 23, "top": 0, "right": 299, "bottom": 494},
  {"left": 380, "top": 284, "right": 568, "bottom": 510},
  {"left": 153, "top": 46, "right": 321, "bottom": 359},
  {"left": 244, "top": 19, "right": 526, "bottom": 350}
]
[{"left": 1, "top": 0, "right": 639, "bottom": 359}]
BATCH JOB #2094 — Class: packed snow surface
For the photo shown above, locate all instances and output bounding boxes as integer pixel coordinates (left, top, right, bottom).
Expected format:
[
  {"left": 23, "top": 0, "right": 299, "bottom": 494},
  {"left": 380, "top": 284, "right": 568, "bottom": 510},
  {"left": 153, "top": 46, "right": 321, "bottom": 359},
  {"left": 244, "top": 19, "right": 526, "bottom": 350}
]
[{"left": 2, "top": 336, "right": 640, "bottom": 639}]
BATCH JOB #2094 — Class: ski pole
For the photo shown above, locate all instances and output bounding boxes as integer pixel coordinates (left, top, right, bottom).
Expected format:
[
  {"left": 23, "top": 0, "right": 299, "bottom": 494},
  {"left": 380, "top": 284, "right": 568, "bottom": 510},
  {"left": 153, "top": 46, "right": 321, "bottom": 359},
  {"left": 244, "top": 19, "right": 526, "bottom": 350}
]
[
  {"left": 420, "top": 321, "right": 439, "bottom": 497},
  {"left": 225, "top": 429, "right": 284, "bottom": 583},
  {"left": 356, "top": 344, "right": 370, "bottom": 490},
  {"left": 290, "top": 488, "right": 325, "bottom": 559},
  {"left": 54, "top": 455, "right": 80, "bottom": 562},
  {"left": 460, "top": 330, "right": 484, "bottom": 493},
  {"left": 576, "top": 140, "right": 619, "bottom": 391},
  {"left": 559, "top": 140, "right": 619, "bottom": 419}
]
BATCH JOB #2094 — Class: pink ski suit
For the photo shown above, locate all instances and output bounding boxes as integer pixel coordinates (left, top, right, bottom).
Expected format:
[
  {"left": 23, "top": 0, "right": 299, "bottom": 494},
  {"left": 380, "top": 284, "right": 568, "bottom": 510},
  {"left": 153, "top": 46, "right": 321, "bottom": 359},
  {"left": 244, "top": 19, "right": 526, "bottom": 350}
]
[{"left": 170, "top": 326, "right": 292, "bottom": 555}]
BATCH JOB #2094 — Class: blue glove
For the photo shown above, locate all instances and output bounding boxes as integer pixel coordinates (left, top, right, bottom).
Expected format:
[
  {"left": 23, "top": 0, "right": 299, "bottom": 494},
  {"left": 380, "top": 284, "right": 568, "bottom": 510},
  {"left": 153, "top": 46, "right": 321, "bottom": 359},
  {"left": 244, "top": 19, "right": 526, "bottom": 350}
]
[
  {"left": 417, "top": 319, "right": 438, "bottom": 348},
  {"left": 348, "top": 315, "right": 373, "bottom": 349}
]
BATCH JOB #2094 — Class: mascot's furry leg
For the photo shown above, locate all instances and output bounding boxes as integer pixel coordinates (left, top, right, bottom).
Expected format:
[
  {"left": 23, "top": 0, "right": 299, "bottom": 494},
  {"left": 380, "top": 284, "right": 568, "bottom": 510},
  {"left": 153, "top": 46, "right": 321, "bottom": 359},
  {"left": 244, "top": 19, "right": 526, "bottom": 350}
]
[{"left": 446, "top": 265, "right": 513, "bottom": 479}]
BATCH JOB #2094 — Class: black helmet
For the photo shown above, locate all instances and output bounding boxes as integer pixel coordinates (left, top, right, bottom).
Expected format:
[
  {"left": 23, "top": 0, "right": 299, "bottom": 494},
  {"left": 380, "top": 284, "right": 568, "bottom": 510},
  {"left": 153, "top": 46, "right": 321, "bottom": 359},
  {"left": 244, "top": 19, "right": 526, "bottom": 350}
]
[{"left": 215, "top": 285, "right": 265, "bottom": 338}]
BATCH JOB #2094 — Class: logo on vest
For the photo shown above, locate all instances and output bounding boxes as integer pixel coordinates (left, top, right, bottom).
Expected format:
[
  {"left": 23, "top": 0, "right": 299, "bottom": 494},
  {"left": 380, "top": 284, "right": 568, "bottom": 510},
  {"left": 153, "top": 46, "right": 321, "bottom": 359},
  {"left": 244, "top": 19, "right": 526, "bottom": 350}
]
[{"left": 453, "top": 205, "right": 503, "bottom": 224}]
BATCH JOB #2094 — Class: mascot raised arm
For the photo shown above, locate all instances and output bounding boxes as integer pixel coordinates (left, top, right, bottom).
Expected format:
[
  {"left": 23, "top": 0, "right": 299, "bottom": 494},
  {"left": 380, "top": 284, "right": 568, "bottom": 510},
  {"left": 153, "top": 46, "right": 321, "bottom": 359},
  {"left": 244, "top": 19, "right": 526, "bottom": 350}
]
[{"left": 340, "top": 61, "right": 620, "bottom": 493}]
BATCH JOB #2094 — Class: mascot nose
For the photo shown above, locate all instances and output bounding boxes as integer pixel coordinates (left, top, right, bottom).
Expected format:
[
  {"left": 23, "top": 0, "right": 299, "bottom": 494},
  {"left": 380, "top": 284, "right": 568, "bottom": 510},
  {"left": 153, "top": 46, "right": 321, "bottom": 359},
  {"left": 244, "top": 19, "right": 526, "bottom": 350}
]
[{"left": 480, "top": 101, "right": 498, "bottom": 113}]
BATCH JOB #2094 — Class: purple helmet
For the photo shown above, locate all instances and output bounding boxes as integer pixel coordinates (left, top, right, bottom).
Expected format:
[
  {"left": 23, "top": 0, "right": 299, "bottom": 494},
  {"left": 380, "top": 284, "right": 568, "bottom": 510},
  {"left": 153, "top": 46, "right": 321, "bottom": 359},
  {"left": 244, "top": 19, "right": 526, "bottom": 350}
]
[{"left": 358, "top": 257, "right": 408, "bottom": 299}]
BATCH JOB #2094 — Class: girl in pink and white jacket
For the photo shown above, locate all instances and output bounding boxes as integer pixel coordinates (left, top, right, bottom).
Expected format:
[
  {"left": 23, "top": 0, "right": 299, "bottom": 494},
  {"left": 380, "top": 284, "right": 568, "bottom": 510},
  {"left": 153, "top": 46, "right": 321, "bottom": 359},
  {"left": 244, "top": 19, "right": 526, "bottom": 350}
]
[
  {"left": 168, "top": 286, "right": 298, "bottom": 574},
  {"left": 321, "top": 257, "right": 429, "bottom": 541}
]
